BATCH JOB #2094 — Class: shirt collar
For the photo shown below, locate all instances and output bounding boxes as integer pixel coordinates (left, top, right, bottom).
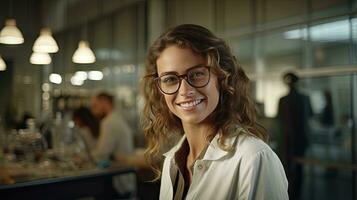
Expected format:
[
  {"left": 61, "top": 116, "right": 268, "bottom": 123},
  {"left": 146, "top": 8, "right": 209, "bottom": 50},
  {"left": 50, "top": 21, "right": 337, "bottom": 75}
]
[
  {"left": 163, "top": 127, "right": 242, "bottom": 161},
  {"left": 163, "top": 135, "right": 187, "bottom": 159},
  {"left": 202, "top": 133, "right": 238, "bottom": 161}
]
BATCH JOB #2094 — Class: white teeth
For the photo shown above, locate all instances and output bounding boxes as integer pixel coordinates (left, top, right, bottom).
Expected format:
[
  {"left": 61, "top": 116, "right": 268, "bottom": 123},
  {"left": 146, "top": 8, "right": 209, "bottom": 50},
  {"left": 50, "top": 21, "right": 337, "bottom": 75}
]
[{"left": 179, "top": 99, "right": 202, "bottom": 108}]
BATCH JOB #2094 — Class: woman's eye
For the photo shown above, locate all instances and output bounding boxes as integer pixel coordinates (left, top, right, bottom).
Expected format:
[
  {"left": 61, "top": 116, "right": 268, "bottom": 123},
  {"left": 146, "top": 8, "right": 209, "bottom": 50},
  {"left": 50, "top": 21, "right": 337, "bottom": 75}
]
[
  {"left": 190, "top": 71, "right": 205, "bottom": 79},
  {"left": 161, "top": 76, "right": 178, "bottom": 84}
]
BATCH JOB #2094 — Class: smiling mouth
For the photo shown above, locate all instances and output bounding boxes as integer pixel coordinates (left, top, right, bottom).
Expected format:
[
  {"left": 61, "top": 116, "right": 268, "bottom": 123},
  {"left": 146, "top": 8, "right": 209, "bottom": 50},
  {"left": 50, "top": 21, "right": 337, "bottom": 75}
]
[{"left": 178, "top": 99, "right": 203, "bottom": 109}]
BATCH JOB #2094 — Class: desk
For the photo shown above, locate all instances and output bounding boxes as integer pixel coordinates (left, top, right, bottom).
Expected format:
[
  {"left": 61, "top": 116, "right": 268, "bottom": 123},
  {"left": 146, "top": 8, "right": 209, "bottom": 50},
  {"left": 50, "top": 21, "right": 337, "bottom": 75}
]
[{"left": 0, "top": 167, "right": 136, "bottom": 200}]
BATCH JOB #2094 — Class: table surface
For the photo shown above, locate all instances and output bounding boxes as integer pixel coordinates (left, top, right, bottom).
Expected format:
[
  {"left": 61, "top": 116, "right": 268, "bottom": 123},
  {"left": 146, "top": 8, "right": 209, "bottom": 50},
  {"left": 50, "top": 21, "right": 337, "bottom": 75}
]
[
  {"left": 0, "top": 165, "right": 135, "bottom": 190},
  {"left": 0, "top": 163, "right": 136, "bottom": 200}
]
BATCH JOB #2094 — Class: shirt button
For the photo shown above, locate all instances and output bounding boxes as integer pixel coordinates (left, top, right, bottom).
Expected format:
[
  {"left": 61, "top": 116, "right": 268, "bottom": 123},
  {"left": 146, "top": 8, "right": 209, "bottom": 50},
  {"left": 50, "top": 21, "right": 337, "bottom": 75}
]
[{"left": 197, "top": 164, "right": 203, "bottom": 170}]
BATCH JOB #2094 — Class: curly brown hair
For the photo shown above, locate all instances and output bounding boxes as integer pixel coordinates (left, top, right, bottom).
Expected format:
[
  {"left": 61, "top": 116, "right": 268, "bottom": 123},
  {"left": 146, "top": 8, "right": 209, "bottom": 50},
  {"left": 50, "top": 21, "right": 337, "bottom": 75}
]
[{"left": 141, "top": 24, "right": 267, "bottom": 178}]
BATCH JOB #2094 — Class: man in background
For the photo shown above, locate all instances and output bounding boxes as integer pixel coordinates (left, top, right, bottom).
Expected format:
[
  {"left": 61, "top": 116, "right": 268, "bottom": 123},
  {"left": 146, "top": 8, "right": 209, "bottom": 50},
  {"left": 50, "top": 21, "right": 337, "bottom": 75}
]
[
  {"left": 91, "top": 91, "right": 136, "bottom": 198},
  {"left": 278, "top": 72, "right": 313, "bottom": 200},
  {"left": 91, "top": 92, "right": 134, "bottom": 162}
]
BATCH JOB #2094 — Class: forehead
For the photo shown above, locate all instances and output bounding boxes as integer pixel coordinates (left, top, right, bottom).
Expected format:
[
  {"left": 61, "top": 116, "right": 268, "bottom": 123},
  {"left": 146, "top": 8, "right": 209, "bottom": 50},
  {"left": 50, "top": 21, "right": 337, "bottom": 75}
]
[{"left": 156, "top": 45, "right": 207, "bottom": 75}]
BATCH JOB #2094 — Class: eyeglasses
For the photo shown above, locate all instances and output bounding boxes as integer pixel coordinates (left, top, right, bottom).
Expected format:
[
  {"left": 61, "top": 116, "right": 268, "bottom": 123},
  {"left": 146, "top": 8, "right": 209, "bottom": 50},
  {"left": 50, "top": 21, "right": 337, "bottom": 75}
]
[{"left": 155, "top": 66, "right": 211, "bottom": 95}]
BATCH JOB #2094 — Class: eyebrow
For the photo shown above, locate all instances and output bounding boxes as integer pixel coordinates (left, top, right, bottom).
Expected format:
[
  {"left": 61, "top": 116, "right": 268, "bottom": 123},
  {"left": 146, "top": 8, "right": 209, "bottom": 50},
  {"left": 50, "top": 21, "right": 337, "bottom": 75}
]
[{"left": 159, "top": 64, "right": 207, "bottom": 76}]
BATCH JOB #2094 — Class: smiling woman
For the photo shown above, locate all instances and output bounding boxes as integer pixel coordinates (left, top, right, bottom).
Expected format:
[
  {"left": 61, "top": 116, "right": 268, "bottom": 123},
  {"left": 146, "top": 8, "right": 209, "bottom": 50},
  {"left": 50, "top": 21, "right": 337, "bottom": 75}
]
[{"left": 141, "top": 24, "right": 289, "bottom": 200}]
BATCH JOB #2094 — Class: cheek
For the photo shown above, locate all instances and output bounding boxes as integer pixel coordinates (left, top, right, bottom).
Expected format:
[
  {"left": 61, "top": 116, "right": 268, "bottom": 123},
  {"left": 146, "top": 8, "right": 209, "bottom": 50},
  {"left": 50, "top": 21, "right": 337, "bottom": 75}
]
[
  {"left": 163, "top": 95, "right": 175, "bottom": 112},
  {"left": 209, "top": 80, "right": 220, "bottom": 112},
  {"left": 210, "top": 78, "right": 220, "bottom": 101},
  {"left": 211, "top": 87, "right": 220, "bottom": 108}
]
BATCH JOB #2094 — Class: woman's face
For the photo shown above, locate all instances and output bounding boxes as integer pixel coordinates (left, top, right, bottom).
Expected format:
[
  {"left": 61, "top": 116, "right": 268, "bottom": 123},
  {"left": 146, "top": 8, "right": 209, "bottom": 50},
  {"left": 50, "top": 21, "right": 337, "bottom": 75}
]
[{"left": 156, "top": 45, "right": 220, "bottom": 126}]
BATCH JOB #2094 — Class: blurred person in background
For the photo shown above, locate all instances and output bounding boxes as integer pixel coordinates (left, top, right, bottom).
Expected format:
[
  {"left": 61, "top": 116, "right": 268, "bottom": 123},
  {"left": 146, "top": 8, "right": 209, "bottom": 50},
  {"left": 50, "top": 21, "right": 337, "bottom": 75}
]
[
  {"left": 278, "top": 72, "right": 313, "bottom": 200},
  {"left": 90, "top": 91, "right": 136, "bottom": 198},
  {"left": 142, "top": 24, "right": 288, "bottom": 200},
  {"left": 16, "top": 112, "right": 33, "bottom": 130},
  {"left": 90, "top": 92, "right": 134, "bottom": 163},
  {"left": 72, "top": 106, "right": 99, "bottom": 150}
]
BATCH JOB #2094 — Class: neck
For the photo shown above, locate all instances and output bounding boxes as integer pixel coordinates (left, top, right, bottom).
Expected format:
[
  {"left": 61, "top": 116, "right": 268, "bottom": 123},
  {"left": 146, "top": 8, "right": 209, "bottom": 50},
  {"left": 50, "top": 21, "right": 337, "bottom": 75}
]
[{"left": 183, "top": 123, "right": 213, "bottom": 159}]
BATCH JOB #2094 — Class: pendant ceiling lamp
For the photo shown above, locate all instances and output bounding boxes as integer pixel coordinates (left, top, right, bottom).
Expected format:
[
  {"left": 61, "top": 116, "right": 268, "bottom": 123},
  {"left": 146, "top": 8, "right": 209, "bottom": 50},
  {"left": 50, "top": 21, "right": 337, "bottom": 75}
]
[
  {"left": 72, "top": 40, "right": 96, "bottom": 64},
  {"left": 30, "top": 52, "right": 52, "bottom": 65},
  {"left": 0, "top": 19, "right": 24, "bottom": 45},
  {"left": 33, "top": 28, "right": 58, "bottom": 53},
  {"left": 0, "top": 55, "right": 6, "bottom": 71},
  {"left": 0, "top": 0, "right": 23, "bottom": 44}
]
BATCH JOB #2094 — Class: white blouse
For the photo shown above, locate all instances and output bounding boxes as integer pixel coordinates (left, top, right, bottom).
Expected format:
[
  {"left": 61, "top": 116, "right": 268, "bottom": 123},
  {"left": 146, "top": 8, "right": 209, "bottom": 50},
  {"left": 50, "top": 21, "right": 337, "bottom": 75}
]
[{"left": 160, "top": 130, "right": 289, "bottom": 200}]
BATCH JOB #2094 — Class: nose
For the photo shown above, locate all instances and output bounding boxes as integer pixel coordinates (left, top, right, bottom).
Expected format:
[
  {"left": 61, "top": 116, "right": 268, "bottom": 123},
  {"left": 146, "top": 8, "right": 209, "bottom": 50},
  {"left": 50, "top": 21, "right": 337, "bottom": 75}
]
[{"left": 178, "top": 78, "right": 195, "bottom": 96}]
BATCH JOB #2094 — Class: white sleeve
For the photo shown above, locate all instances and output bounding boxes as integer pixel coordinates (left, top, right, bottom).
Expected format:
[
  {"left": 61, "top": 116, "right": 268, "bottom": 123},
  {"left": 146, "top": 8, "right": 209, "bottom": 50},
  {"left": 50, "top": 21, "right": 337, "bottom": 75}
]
[
  {"left": 92, "top": 121, "right": 116, "bottom": 161},
  {"left": 92, "top": 114, "right": 134, "bottom": 162},
  {"left": 238, "top": 149, "right": 289, "bottom": 200},
  {"left": 115, "top": 119, "right": 134, "bottom": 156}
]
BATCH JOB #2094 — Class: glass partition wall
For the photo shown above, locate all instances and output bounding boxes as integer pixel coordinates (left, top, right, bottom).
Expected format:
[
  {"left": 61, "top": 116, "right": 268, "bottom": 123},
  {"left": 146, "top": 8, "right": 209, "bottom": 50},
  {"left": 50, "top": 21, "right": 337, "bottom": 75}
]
[
  {"left": 279, "top": 73, "right": 356, "bottom": 200},
  {"left": 242, "top": 18, "right": 357, "bottom": 200}
]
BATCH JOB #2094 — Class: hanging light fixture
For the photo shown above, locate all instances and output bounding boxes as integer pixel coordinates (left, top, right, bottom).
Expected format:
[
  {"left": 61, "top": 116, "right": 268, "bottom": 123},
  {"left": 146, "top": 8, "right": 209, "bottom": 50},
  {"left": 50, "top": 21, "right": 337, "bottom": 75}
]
[
  {"left": 0, "top": 55, "right": 6, "bottom": 71},
  {"left": 0, "top": 0, "right": 23, "bottom": 45},
  {"left": 30, "top": 52, "right": 52, "bottom": 65},
  {"left": 72, "top": 40, "right": 96, "bottom": 64},
  {"left": 0, "top": 19, "right": 24, "bottom": 45},
  {"left": 33, "top": 28, "right": 58, "bottom": 53}
]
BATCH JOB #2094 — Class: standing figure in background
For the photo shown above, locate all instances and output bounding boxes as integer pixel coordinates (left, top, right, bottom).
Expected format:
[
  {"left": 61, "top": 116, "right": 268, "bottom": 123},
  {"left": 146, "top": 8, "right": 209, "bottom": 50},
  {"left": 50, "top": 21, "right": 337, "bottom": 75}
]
[
  {"left": 278, "top": 72, "right": 313, "bottom": 200},
  {"left": 72, "top": 106, "right": 99, "bottom": 150},
  {"left": 90, "top": 92, "right": 136, "bottom": 198}
]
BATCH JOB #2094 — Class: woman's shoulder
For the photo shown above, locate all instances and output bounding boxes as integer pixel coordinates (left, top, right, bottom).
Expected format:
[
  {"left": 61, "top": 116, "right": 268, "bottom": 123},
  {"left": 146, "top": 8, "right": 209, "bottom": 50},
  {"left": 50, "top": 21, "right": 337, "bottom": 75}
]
[{"left": 233, "top": 131, "right": 275, "bottom": 160}]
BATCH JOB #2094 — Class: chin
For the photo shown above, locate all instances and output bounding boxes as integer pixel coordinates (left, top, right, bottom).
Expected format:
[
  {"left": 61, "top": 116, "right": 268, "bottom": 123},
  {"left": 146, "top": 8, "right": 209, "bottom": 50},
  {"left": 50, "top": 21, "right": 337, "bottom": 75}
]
[{"left": 180, "top": 115, "right": 206, "bottom": 125}]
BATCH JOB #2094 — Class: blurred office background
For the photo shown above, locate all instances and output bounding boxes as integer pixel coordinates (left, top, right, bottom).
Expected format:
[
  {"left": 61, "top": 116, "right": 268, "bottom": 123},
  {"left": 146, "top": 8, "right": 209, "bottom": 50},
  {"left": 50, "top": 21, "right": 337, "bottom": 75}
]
[{"left": 0, "top": 0, "right": 356, "bottom": 199}]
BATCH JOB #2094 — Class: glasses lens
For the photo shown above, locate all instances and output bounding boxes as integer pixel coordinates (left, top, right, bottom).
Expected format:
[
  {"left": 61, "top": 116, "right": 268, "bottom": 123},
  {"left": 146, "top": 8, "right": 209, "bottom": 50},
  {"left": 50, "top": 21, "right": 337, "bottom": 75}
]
[
  {"left": 158, "top": 74, "right": 180, "bottom": 94},
  {"left": 187, "top": 67, "right": 210, "bottom": 87}
]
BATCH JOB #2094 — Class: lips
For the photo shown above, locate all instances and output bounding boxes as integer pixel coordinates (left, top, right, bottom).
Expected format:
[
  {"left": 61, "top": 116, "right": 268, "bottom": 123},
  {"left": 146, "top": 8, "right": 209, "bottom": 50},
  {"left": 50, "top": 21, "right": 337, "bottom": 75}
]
[{"left": 177, "top": 99, "right": 204, "bottom": 109}]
